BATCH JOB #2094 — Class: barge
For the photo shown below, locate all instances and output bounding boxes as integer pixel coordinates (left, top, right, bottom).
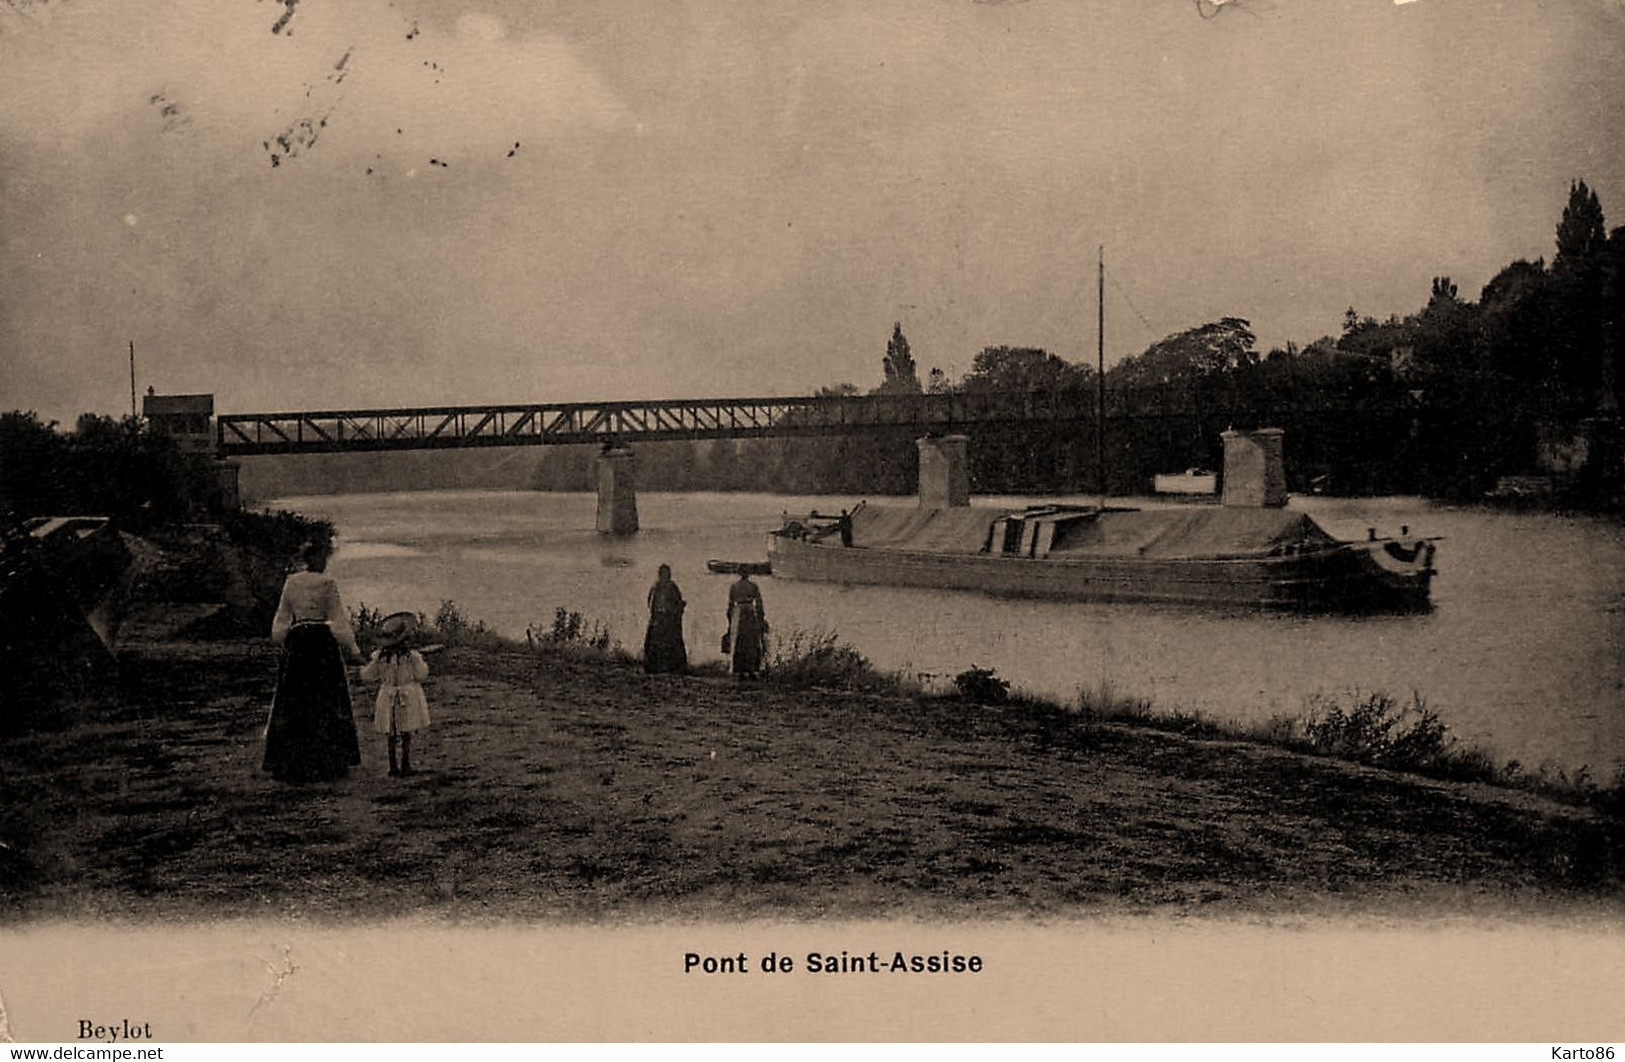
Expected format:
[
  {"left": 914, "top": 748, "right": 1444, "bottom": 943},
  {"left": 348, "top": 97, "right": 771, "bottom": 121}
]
[{"left": 767, "top": 429, "right": 1436, "bottom": 613}]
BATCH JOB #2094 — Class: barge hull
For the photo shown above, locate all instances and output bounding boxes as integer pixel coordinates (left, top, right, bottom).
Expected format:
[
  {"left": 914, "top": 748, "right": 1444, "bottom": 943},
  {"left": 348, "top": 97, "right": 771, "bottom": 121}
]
[{"left": 766, "top": 534, "right": 1432, "bottom": 613}]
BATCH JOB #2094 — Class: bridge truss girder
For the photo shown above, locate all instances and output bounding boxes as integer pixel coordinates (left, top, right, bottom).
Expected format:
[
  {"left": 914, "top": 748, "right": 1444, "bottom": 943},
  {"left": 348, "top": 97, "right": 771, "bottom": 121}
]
[
  {"left": 214, "top": 391, "right": 1101, "bottom": 456},
  {"left": 214, "top": 388, "right": 1382, "bottom": 457}
]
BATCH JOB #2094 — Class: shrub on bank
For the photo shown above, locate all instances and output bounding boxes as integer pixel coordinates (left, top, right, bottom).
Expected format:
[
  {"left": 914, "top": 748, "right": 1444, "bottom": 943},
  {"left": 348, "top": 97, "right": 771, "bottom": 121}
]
[
  {"left": 117, "top": 507, "right": 335, "bottom": 635},
  {"left": 217, "top": 508, "right": 335, "bottom": 569},
  {"left": 218, "top": 508, "right": 336, "bottom": 627},
  {"left": 1300, "top": 690, "right": 1440, "bottom": 766},
  {"left": 525, "top": 607, "right": 631, "bottom": 663},
  {"left": 348, "top": 603, "right": 435, "bottom": 653},
  {"left": 352, "top": 599, "right": 512, "bottom": 652},
  {"left": 434, "top": 600, "right": 485, "bottom": 645},
  {"left": 1290, "top": 689, "right": 1505, "bottom": 782},
  {"left": 953, "top": 665, "right": 1009, "bottom": 705},
  {"left": 350, "top": 603, "right": 387, "bottom": 643},
  {"left": 763, "top": 627, "right": 892, "bottom": 691}
]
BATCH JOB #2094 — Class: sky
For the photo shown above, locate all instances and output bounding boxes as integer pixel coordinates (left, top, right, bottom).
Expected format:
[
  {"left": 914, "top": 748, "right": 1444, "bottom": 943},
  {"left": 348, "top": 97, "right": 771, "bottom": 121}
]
[{"left": 3, "top": 0, "right": 1624, "bottom": 425}]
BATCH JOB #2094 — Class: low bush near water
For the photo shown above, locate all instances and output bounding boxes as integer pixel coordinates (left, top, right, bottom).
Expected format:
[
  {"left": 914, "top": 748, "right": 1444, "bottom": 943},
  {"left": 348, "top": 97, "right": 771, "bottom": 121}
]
[
  {"left": 763, "top": 627, "right": 890, "bottom": 690},
  {"left": 201, "top": 508, "right": 337, "bottom": 629},
  {"left": 218, "top": 507, "right": 335, "bottom": 567},
  {"left": 1298, "top": 690, "right": 1455, "bottom": 772},
  {"left": 349, "top": 603, "right": 387, "bottom": 644},
  {"left": 526, "top": 607, "right": 625, "bottom": 660},
  {"left": 352, "top": 600, "right": 500, "bottom": 650},
  {"left": 349, "top": 603, "right": 435, "bottom": 652},
  {"left": 432, "top": 599, "right": 505, "bottom": 648},
  {"left": 953, "top": 666, "right": 1009, "bottom": 705}
]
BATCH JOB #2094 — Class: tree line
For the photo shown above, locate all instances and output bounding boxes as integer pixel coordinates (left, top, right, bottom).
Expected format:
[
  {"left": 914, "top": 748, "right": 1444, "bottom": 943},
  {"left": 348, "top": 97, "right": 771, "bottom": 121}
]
[
  {"left": 0, "top": 411, "right": 228, "bottom": 528},
  {"left": 0, "top": 410, "right": 332, "bottom": 595},
  {"left": 532, "top": 182, "right": 1624, "bottom": 506}
]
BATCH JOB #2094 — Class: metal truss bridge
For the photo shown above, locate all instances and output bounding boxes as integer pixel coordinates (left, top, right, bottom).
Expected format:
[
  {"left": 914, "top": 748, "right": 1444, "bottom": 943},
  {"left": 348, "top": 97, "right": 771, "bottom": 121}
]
[{"left": 214, "top": 390, "right": 1122, "bottom": 456}]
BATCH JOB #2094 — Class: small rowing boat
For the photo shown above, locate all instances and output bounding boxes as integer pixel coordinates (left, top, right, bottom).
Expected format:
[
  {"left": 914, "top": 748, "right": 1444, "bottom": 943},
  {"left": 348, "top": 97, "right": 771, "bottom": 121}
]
[{"left": 707, "top": 559, "right": 772, "bottom": 576}]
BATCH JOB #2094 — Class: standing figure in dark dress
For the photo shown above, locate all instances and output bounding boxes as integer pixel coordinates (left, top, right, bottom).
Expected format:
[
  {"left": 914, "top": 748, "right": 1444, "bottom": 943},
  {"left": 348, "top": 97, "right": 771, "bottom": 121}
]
[
  {"left": 643, "top": 563, "right": 688, "bottom": 674},
  {"left": 725, "top": 572, "right": 768, "bottom": 678},
  {"left": 263, "top": 540, "right": 364, "bottom": 783}
]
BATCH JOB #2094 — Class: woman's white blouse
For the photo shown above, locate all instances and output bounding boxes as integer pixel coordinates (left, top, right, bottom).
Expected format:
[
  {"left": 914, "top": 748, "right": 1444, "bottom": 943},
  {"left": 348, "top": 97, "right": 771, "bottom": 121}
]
[{"left": 271, "top": 570, "right": 361, "bottom": 655}]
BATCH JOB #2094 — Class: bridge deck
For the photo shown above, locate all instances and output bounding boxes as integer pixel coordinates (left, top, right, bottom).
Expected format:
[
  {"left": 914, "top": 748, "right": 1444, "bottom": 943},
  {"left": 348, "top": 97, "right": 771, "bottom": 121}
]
[{"left": 214, "top": 391, "right": 1112, "bottom": 455}]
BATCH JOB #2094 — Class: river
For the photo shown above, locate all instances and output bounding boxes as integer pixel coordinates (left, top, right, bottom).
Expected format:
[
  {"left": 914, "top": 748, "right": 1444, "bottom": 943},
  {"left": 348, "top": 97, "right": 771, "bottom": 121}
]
[{"left": 274, "top": 488, "right": 1625, "bottom": 776}]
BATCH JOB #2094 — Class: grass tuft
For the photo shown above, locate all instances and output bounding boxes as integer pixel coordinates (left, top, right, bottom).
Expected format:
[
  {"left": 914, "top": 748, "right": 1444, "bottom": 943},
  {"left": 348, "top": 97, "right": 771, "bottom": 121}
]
[{"left": 1076, "top": 679, "right": 1156, "bottom": 724}]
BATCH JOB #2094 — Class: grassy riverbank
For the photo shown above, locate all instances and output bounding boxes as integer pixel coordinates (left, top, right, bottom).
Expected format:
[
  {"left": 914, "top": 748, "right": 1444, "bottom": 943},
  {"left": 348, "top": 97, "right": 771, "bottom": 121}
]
[{"left": 1, "top": 620, "right": 1621, "bottom": 924}]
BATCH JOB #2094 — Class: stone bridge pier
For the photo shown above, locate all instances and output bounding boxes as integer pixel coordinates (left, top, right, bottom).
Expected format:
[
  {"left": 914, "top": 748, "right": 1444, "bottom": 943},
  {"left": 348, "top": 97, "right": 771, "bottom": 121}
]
[
  {"left": 595, "top": 435, "right": 972, "bottom": 532},
  {"left": 595, "top": 446, "right": 639, "bottom": 534},
  {"left": 917, "top": 434, "right": 970, "bottom": 508},
  {"left": 1220, "top": 428, "right": 1287, "bottom": 508}
]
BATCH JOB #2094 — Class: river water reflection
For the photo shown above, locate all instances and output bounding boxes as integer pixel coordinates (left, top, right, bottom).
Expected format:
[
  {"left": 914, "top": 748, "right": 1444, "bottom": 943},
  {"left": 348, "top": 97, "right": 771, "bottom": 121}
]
[{"left": 277, "top": 488, "right": 1625, "bottom": 775}]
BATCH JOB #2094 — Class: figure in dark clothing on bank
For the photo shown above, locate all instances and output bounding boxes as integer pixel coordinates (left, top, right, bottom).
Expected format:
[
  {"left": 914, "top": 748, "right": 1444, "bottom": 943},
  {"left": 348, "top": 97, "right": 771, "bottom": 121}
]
[
  {"left": 643, "top": 563, "right": 688, "bottom": 674},
  {"left": 723, "top": 572, "right": 767, "bottom": 677}
]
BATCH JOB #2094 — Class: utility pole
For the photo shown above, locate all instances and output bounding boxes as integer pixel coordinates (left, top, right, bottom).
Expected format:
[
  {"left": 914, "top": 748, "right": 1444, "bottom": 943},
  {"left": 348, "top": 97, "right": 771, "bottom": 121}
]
[
  {"left": 1096, "top": 245, "right": 1105, "bottom": 507},
  {"left": 129, "top": 340, "right": 137, "bottom": 419}
]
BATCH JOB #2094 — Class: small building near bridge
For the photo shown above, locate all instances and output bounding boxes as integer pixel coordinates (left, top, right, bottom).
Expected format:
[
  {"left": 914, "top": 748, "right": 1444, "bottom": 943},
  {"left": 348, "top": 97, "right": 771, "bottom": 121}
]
[
  {"left": 142, "top": 391, "right": 215, "bottom": 455},
  {"left": 141, "top": 391, "right": 240, "bottom": 509}
]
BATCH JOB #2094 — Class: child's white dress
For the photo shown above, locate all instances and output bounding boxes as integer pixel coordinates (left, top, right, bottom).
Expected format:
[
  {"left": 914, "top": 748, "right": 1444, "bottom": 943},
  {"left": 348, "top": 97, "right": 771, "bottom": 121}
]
[{"left": 360, "top": 649, "right": 431, "bottom": 735}]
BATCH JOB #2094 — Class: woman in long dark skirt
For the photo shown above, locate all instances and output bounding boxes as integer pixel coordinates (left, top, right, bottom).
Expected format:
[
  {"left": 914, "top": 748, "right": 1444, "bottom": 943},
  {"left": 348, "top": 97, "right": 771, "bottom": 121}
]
[
  {"left": 263, "top": 540, "right": 363, "bottom": 783},
  {"left": 724, "top": 572, "right": 767, "bottom": 678},
  {"left": 643, "top": 563, "right": 688, "bottom": 674}
]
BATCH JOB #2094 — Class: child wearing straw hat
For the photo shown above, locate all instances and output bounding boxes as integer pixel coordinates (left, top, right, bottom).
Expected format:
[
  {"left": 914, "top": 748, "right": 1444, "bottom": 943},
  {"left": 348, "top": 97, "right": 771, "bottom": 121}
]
[{"left": 360, "top": 611, "right": 431, "bottom": 776}]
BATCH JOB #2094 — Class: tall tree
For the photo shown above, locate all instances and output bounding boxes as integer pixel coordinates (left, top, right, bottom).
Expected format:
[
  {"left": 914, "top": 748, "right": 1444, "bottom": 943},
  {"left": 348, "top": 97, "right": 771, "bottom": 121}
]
[
  {"left": 1550, "top": 180, "right": 1611, "bottom": 417},
  {"left": 1606, "top": 226, "right": 1625, "bottom": 412},
  {"left": 1555, "top": 180, "right": 1607, "bottom": 269},
  {"left": 877, "top": 322, "right": 922, "bottom": 394}
]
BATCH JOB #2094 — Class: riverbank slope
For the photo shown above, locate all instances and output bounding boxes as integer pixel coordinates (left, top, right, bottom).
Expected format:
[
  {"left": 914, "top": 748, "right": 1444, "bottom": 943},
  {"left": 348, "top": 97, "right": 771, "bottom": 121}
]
[{"left": 2, "top": 635, "right": 1620, "bottom": 923}]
